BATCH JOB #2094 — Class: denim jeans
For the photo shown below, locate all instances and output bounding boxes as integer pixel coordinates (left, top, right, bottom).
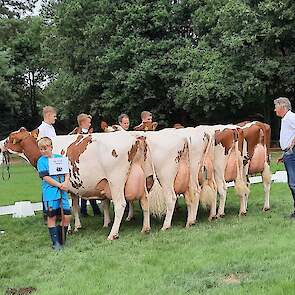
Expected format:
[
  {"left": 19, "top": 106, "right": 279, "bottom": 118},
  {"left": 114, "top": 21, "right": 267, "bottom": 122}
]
[{"left": 283, "top": 148, "right": 295, "bottom": 211}]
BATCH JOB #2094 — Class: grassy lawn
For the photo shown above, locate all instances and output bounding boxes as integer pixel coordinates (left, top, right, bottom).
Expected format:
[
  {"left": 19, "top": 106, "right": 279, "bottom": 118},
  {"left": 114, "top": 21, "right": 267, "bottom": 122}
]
[
  {"left": 1, "top": 184, "right": 295, "bottom": 294},
  {"left": 0, "top": 152, "right": 293, "bottom": 294}
]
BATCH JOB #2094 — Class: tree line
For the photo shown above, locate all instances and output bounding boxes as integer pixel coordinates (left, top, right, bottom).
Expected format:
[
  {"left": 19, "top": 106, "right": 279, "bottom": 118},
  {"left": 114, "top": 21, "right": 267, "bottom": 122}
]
[{"left": 1, "top": 0, "right": 295, "bottom": 140}]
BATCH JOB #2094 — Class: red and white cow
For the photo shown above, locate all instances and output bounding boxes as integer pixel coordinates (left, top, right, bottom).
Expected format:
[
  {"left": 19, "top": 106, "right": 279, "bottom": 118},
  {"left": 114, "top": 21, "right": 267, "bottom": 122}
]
[
  {"left": 237, "top": 121, "right": 271, "bottom": 212},
  {"left": 202, "top": 124, "right": 249, "bottom": 217},
  {"left": 3, "top": 128, "right": 150, "bottom": 240}
]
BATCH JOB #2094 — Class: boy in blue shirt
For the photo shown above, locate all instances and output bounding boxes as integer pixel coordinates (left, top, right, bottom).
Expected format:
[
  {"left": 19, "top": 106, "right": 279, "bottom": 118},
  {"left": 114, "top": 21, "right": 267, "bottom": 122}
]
[{"left": 37, "top": 137, "right": 71, "bottom": 250}]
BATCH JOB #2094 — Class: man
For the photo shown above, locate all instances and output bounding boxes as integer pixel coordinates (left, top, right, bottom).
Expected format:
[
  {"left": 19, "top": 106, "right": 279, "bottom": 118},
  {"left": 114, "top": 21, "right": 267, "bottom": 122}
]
[
  {"left": 38, "top": 106, "right": 57, "bottom": 139},
  {"left": 118, "top": 113, "right": 130, "bottom": 131},
  {"left": 274, "top": 97, "right": 295, "bottom": 218},
  {"left": 69, "top": 113, "right": 101, "bottom": 217}
]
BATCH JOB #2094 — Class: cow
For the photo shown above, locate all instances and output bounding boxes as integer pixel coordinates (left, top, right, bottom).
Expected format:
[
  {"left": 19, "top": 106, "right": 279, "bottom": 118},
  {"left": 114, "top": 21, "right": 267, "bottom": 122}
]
[
  {"left": 202, "top": 124, "right": 250, "bottom": 217},
  {"left": 237, "top": 121, "right": 271, "bottom": 212},
  {"left": 3, "top": 128, "right": 150, "bottom": 240},
  {"left": 133, "top": 127, "right": 216, "bottom": 228}
]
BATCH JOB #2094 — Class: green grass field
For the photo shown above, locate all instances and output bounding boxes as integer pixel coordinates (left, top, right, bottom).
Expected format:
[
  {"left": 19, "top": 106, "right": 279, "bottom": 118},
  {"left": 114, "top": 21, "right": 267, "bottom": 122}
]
[{"left": 1, "top": 153, "right": 294, "bottom": 295}]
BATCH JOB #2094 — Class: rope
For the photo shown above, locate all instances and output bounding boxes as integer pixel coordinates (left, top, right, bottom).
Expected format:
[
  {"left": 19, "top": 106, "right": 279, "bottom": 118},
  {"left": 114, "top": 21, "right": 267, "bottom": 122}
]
[{"left": 1, "top": 151, "right": 11, "bottom": 181}]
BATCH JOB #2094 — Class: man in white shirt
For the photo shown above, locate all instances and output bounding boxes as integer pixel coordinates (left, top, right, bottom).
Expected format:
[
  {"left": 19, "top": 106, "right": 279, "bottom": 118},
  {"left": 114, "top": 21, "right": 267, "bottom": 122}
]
[
  {"left": 37, "top": 106, "right": 57, "bottom": 139},
  {"left": 274, "top": 97, "right": 295, "bottom": 218}
]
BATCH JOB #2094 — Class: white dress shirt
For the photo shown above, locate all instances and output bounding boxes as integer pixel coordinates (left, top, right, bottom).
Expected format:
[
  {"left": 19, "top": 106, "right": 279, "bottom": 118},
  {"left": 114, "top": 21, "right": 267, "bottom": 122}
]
[
  {"left": 38, "top": 121, "right": 56, "bottom": 139},
  {"left": 280, "top": 110, "right": 295, "bottom": 150}
]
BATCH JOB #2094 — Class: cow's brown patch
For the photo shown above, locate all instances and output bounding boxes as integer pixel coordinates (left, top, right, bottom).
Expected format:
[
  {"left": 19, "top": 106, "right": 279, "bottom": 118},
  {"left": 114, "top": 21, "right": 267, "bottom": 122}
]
[
  {"left": 215, "top": 129, "right": 237, "bottom": 155},
  {"left": 66, "top": 135, "right": 92, "bottom": 188},
  {"left": 4, "top": 129, "right": 41, "bottom": 167},
  {"left": 146, "top": 175, "right": 154, "bottom": 192},
  {"left": 128, "top": 141, "right": 139, "bottom": 162},
  {"left": 175, "top": 142, "right": 188, "bottom": 163},
  {"left": 112, "top": 149, "right": 118, "bottom": 158}
]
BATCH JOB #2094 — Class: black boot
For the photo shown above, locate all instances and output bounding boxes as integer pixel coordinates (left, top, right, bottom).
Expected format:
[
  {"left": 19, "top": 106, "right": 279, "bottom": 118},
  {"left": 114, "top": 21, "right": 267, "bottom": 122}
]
[
  {"left": 48, "top": 227, "right": 62, "bottom": 250},
  {"left": 58, "top": 225, "right": 68, "bottom": 245}
]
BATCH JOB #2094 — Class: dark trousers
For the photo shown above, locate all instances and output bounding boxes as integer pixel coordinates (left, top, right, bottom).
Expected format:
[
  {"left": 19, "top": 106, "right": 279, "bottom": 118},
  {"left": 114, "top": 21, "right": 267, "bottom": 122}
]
[
  {"left": 283, "top": 149, "right": 295, "bottom": 211},
  {"left": 80, "top": 199, "right": 100, "bottom": 215}
]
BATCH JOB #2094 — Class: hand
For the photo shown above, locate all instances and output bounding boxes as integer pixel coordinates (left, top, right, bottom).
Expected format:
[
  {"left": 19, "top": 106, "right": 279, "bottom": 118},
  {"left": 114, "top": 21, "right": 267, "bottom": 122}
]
[
  {"left": 59, "top": 182, "right": 69, "bottom": 192},
  {"left": 277, "top": 156, "right": 283, "bottom": 164}
]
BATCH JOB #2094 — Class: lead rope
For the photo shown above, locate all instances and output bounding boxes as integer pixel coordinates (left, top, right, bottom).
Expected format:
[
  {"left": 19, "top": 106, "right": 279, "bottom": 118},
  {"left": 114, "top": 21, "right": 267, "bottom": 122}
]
[{"left": 1, "top": 151, "right": 11, "bottom": 180}]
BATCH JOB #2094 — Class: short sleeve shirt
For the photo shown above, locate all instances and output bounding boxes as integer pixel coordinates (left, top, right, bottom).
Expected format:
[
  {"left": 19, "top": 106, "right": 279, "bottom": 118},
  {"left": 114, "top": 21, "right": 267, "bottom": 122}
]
[
  {"left": 37, "top": 154, "right": 67, "bottom": 202},
  {"left": 38, "top": 121, "right": 56, "bottom": 139}
]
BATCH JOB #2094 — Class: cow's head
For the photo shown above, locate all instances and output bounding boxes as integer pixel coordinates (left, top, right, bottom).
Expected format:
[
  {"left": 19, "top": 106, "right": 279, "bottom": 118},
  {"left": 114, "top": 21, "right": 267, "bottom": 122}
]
[{"left": 4, "top": 127, "right": 41, "bottom": 167}]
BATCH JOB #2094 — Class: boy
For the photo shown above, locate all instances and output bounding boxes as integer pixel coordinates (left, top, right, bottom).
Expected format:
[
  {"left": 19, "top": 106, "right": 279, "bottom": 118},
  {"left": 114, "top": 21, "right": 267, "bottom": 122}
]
[
  {"left": 37, "top": 106, "right": 57, "bottom": 139},
  {"left": 134, "top": 111, "right": 158, "bottom": 131},
  {"left": 69, "top": 113, "right": 100, "bottom": 217},
  {"left": 37, "top": 137, "right": 71, "bottom": 250}
]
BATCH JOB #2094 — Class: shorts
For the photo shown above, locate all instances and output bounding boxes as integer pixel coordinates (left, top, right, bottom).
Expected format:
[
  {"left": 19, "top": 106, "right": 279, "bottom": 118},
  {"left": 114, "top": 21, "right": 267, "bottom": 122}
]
[{"left": 43, "top": 197, "right": 71, "bottom": 217}]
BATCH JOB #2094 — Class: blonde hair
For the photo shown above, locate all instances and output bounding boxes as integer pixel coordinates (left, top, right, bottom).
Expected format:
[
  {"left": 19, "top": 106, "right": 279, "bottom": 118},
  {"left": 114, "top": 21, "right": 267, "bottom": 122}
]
[
  {"left": 77, "top": 113, "right": 92, "bottom": 126},
  {"left": 37, "top": 137, "right": 52, "bottom": 148},
  {"left": 42, "top": 106, "right": 57, "bottom": 117},
  {"left": 141, "top": 111, "right": 152, "bottom": 120}
]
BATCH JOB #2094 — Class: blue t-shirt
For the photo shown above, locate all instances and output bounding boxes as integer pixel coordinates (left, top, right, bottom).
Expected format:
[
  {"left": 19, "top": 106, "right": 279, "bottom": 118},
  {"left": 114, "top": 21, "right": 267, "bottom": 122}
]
[{"left": 37, "top": 154, "right": 68, "bottom": 202}]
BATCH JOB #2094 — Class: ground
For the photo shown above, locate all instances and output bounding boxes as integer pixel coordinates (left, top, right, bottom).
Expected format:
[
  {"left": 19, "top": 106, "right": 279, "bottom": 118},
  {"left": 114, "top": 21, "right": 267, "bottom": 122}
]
[{"left": 0, "top": 155, "right": 294, "bottom": 294}]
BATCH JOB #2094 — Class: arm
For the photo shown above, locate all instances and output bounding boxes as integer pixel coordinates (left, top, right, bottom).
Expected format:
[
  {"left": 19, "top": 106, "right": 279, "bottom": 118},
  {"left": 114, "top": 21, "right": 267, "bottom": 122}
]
[
  {"left": 43, "top": 176, "right": 63, "bottom": 189},
  {"left": 60, "top": 173, "right": 70, "bottom": 192}
]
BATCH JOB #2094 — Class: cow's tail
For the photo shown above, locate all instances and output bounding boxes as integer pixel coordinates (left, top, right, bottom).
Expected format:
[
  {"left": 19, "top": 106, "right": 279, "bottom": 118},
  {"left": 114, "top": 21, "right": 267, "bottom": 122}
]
[
  {"left": 199, "top": 133, "right": 217, "bottom": 207},
  {"left": 234, "top": 141, "right": 250, "bottom": 197},
  {"left": 145, "top": 139, "right": 166, "bottom": 218}
]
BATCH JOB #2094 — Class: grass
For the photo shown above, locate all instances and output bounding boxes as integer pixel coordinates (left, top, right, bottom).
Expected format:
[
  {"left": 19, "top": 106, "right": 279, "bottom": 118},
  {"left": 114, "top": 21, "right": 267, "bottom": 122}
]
[
  {"left": 0, "top": 158, "right": 41, "bottom": 206},
  {"left": 1, "top": 184, "right": 295, "bottom": 294},
  {"left": 0, "top": 152, "right": 293, "bottom": 295}
]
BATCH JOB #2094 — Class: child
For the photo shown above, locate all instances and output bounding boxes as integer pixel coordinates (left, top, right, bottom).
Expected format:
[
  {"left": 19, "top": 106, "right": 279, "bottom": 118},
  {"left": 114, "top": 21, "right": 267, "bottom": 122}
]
[
  {"left": 37, "top": 106, "right": 57, "bottom": 139},
  {"left": 37, "top": 137, "right": 71, "bottom": 250},
  {"left": 134, "top": 111, "right": 158, "bottom": 131},
  {"left": 69, "top": 114, "right": 100, "bottom": 217}
]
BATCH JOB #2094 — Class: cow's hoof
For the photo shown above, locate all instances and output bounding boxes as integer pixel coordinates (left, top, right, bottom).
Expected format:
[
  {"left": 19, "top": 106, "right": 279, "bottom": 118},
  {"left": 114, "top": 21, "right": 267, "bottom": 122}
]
[
  {"left": 103, "top": 222, "right": 111, "bottom": 228},
  {"left": 208, "top": 215, "right": 217, "bottom": 221},
  {"left": 141, "top": 227, "right": 151, "bottom": 234},
  {"left": 126, "top": 216, "right": 135, "bottom": 222},
  {"left": 217, "top": 214, "right": 225, "bottom": 219},
  {"left": 239, "top": 212, "right": 247, "bottom": 217},
  {"left": 262, "top": 207, "right": 270, "bottom": 212},
  {"left": 107, "top": 234, "right": 119, "bottom": 240},
  {"left": 161, "top": 226, "right": 171, "bottom": 231}
]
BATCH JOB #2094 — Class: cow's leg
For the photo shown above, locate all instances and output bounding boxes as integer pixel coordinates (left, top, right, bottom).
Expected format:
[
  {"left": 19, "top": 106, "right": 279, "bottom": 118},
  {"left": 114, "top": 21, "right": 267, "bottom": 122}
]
[
  {"left": 262, "top": 162, "right": 271, "bottom": 211},
  {"left": 101, "top": 199, "right": 111, "bottom": 228},
  {"left": 107, "top": 188, "right": 126, "bottom": 240},
  {"left": 71, "top": 194, "right": 81, "bottom": 232},
  {"left": 140, "top": 192, "right": 150, "bottom": 233},
  {"left": 216, "top": 180, "right": 227, "bottom": 218},
  {"left": 184, "top": 186, "right": 197, "bottom": 227},
  {"left": 162, "top": 186, "right": 177, "bottom": 230},
  {"left": 126, "top": 201, "right": 134, "bottom": 221}
]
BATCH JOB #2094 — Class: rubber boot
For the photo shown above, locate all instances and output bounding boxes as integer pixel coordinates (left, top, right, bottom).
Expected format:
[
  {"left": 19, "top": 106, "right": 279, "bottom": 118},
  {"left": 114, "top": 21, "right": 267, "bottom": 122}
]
[
  {"left": 48, "top": 227, "right": 62, "bottom": 250},
  {"left": 58, "top": 225, "right": 68, "bottom": 245}
]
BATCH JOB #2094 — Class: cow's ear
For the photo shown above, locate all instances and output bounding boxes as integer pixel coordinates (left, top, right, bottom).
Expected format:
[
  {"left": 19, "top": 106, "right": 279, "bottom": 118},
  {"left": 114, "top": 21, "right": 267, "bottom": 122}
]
[
  {"left": 152, "top": 122, "right": 158, "bottom": 131},
  {"left": 12, "top": 138, "right": 17, "bottom": 145},
  {"left": 19, "top": 127, "right": 27, "bottom": 132},
  {"left": 31, "top": 128, "right": 39, "bottom": 139}
]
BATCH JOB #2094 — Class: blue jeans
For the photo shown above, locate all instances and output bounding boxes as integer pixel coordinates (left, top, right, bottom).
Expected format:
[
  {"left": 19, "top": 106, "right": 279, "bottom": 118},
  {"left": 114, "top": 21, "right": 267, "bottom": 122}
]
[{"left": 283, "top": 149, "right": 295, "bottom": 211}]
